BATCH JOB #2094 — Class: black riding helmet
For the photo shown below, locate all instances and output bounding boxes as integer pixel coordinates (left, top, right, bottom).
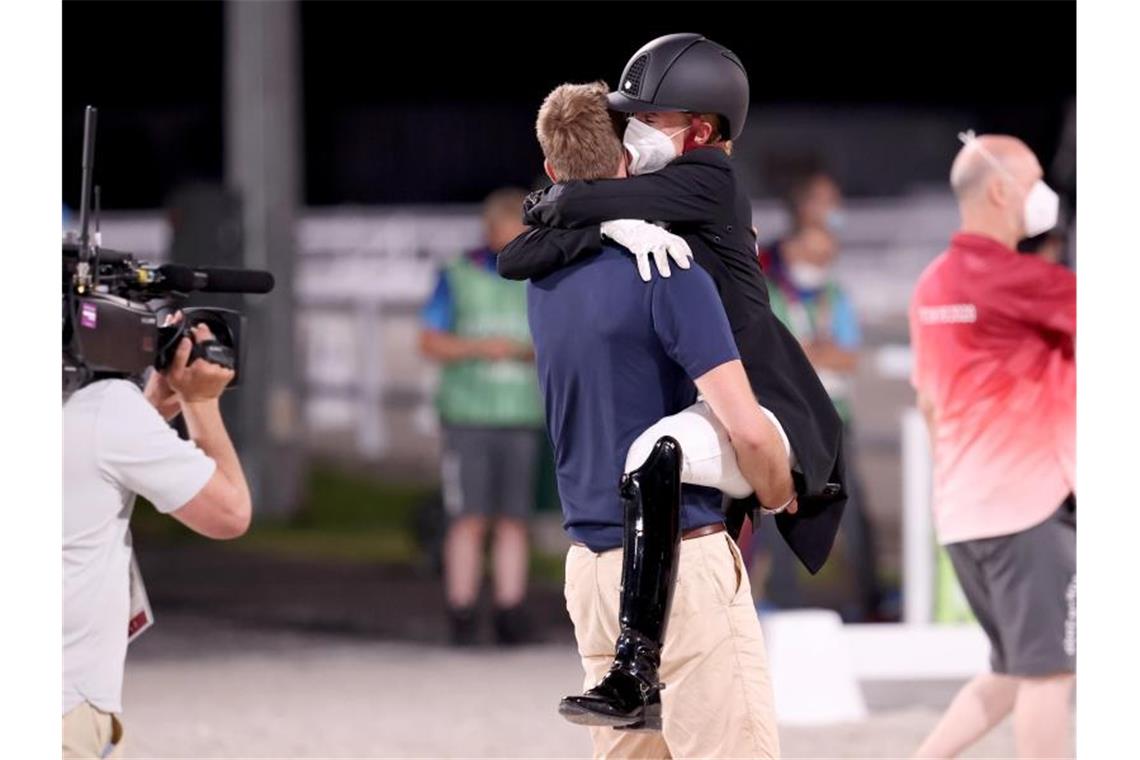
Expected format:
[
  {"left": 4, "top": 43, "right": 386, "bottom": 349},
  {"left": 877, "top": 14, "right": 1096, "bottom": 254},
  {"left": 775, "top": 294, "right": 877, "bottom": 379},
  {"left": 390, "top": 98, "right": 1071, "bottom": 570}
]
[{"left": 607, "top": 33, "right": 750, "bottom": 141}]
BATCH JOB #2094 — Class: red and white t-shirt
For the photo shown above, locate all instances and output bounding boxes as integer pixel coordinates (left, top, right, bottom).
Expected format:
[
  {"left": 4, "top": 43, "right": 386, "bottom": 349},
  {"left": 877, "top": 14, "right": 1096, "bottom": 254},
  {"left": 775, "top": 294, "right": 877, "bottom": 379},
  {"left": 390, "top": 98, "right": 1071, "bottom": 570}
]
[{"left": 909, "top": 233, "right": 1075, "bottom": 545}]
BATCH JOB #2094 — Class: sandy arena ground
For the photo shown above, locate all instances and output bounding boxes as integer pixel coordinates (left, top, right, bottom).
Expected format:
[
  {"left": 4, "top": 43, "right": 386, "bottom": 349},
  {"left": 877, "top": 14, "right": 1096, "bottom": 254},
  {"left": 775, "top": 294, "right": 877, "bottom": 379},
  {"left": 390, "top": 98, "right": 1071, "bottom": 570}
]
[{"left": 121, "top": 614, "right": 1016, "bottom": 759}]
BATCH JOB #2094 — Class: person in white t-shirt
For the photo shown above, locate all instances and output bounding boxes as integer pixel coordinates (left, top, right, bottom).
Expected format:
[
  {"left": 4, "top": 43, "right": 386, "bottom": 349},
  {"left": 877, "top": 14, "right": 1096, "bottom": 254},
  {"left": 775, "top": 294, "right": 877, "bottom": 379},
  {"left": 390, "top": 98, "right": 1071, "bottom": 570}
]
[{"left": 63, "top": 320, "right": 252, "bottom": 759}]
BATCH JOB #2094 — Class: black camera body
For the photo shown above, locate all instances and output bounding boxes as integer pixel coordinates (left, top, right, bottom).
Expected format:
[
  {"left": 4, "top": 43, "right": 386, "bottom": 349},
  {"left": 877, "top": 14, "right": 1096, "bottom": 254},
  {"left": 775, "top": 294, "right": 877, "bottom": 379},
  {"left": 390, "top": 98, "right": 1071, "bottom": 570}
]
[
  {"left": 62, "top": 245, "right": 256, "bottom": 393},
  {"left": 67, "top": 291, "right": 159, "bottom": 377},
  {"left": 63, "top": 107, "right": 272, "bottom": 393}
]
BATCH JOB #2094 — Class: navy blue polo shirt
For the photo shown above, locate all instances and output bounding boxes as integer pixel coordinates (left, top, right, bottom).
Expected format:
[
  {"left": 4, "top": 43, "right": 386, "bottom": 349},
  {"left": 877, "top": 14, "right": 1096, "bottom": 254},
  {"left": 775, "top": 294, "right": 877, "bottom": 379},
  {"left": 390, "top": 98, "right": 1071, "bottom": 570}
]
[{"left": 527, "top": 245, "right": 740, "bottom": 552}]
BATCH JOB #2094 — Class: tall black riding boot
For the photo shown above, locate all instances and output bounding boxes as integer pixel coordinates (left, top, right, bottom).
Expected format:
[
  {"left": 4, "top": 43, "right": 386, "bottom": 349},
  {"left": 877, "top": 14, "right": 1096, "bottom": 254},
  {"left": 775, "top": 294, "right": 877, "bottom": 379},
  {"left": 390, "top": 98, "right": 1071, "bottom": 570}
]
[{"left": 559, "top": 436, "right": 682, "bottom": 731}]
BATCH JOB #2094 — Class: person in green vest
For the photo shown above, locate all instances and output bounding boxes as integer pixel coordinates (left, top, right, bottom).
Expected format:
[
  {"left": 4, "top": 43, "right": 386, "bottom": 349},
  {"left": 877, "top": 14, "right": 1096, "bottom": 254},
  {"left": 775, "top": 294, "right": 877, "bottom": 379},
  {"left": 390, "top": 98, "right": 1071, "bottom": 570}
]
[
  {"left": 755, "top": 170, "right": 886, "bottom": 622},
  {"left": 420, "top": 187, "right": 545, "bottom": 647}
]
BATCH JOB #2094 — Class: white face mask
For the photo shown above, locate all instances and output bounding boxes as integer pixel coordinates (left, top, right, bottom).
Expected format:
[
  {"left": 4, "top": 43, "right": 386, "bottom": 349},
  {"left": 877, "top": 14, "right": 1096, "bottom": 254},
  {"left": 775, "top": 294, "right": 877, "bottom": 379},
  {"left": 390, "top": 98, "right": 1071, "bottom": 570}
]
[
  {"left": 786, "top": 261, "right": 830, "bottom": 291},
  {"left": 957, "top": 130, "right": 1060, "bottom": 239},
  {"left": 1022, "top": 179, "right": 1060, "bottom": 238},
  {"left": 825, "top": 209, "right": 846, "bottom": 233},
  {"left": 623, "top": 118, "right": 690, "bottom": 176}
]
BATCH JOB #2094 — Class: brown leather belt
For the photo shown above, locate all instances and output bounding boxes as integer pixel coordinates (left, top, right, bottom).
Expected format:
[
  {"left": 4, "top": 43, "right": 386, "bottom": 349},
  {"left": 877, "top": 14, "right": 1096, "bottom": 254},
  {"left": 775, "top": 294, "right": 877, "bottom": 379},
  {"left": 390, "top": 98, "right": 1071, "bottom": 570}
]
[
  {"left": 682, "top": 523, "right": 727, "bottom": 541},
  {"left": 572, "top": 522, "right": 725, "bottom": 548}
]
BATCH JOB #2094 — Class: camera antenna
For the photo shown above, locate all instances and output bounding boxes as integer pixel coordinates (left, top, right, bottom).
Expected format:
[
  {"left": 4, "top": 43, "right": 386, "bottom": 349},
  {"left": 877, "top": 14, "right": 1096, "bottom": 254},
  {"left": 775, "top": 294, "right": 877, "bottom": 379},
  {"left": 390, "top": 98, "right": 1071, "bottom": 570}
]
[
  {"left": 76, "top": 106, "right": 98, "bottom": 257},
  {"left": 75, "top": 106, "right": 98, "bottom": 291},
  {"left": 94, "top": 185, "right": 102, "bottom": 247}
]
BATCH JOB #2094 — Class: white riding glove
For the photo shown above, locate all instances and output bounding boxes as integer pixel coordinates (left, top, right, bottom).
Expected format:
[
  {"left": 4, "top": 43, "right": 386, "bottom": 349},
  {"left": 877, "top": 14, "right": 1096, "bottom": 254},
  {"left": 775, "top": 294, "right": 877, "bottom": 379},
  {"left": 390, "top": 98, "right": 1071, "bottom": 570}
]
[{"left": 600, "top": 219, "right": 693, "bottom": 282}]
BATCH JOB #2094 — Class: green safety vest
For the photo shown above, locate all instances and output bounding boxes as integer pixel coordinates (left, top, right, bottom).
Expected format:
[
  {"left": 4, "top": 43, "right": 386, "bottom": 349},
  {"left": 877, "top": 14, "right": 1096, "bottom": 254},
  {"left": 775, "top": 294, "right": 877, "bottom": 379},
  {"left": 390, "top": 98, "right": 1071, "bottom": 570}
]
[
  {"left": 768, "top": 280, "right": 854, "bottom": 423},
  {"left": 436, "top": 256, "right": 544, "bottom": 428}
]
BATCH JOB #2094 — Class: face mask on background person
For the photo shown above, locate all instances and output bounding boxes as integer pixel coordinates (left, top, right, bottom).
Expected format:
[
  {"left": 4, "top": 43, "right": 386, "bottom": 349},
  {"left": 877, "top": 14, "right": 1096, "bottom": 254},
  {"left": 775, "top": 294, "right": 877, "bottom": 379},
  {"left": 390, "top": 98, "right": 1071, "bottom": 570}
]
[
  {"left": 786, "top": 261, "right": 830, "bottom": 292},
  {"left": 623, "top": 118, "right": 690, "bottom": 175},
  {"left": 825, "top": 208, "right": 846, "bottom": 233}
]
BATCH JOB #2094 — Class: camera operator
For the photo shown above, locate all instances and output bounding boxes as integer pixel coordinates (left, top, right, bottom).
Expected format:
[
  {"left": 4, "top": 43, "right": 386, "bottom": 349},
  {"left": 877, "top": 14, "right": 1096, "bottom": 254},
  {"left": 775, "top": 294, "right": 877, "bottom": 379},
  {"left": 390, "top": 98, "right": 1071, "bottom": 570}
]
[{"left": 63, "top": 319, "right": 252, "bottom": 759}]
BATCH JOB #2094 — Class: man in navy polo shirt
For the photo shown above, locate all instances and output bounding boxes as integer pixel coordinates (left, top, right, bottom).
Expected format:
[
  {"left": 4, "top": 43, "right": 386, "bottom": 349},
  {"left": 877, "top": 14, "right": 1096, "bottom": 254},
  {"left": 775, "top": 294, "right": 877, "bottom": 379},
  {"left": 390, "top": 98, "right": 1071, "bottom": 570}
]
[{"left": 527, "top": 81, "right": 794, "bottom": 758}]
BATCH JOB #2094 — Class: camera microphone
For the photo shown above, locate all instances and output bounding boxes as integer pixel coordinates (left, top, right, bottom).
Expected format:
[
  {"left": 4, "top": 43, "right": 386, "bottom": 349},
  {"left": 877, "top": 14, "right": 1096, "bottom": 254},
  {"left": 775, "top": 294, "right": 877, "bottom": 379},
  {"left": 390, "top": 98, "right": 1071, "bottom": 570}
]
[{"left": 155, "top": 264, "right": 276, "bottom": 295}]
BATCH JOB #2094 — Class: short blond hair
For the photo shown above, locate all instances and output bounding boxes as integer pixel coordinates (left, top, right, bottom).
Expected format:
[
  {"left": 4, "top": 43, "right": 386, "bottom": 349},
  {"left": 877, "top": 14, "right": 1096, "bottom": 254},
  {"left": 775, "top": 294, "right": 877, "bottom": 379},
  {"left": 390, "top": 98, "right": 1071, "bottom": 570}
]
[{"left": 536, "top": 82, "right": 624, "bottom": 182}]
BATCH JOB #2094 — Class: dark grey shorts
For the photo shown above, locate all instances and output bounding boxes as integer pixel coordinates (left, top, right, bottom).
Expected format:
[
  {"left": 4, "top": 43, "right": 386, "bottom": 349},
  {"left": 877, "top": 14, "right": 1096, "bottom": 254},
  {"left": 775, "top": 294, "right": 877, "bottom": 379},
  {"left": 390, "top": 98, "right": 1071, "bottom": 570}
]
[
  {"left": 945, "top": 496, "right": 1076, "bottom": 677},
  {"left": 440, "top": 426, "right": 541, "bottom": 521}
]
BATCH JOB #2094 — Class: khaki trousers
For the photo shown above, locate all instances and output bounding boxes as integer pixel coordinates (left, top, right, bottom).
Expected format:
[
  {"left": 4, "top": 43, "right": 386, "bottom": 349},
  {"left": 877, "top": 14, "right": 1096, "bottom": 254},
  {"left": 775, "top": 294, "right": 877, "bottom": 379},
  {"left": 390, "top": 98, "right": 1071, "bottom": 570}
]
[
  {"left": 564, "top": 531, "right": 780, "bottom": 759},
  {"left": 63, "top": 701, "right": 124, "bottom": 759}
]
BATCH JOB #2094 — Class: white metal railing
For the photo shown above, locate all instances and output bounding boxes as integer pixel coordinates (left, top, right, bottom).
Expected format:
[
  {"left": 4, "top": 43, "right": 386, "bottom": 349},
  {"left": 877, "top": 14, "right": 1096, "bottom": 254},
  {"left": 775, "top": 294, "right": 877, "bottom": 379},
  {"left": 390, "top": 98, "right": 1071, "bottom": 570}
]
[{"left": 901, "top": 406, "right": 935, "bottom": 624}]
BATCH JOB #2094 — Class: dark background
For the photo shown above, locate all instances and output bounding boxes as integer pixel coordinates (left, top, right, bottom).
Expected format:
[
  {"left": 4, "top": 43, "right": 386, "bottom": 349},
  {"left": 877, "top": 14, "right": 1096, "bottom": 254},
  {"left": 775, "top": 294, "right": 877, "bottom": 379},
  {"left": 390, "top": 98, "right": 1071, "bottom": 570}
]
[{"left": 63, "top": 0, "right": 1076, "bottom": 208}]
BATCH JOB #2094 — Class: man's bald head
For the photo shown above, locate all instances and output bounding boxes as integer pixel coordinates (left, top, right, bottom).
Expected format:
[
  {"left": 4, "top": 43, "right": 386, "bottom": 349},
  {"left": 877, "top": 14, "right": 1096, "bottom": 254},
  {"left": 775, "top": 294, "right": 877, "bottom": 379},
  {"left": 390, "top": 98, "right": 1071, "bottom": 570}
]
[
  {"left": 950, "top": 134, "right": 1042, "bottom": 201},
  {"left": 949, "top": 132, "right": 1057, "bottom": 246}
]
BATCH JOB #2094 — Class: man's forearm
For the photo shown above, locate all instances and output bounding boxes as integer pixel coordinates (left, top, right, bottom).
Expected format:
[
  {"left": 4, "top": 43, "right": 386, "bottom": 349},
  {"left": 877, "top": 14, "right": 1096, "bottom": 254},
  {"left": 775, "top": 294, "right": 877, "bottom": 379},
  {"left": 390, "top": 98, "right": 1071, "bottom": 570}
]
[
  {"left": 420, "top": 330, "right": 480, "bottom": 362},
  {"left": 527, "top": 166, "right": 723, "bottom": 229},
  {"left": 143, "top": 372, "right": 182, "bottom": 421},
  {"left": 918, "top": 393, "right": 938, "bottom": 453},
  {"left": 145, "top": 390, "right": 182, "bottom": 422},
  {"left": 695, "top": 360, "right": 796, "bottom": 509},
  {"left": 727, "top": 413, "right": 795, "bottom": 509},
  {"left": 804, "top": 341, "right": 859, "bottom": 373},
  {"left": 180, "top": 400, "right": 249, "bottom": 502},
  {"left": 497, "top": 226, "right": 603, "bottom": 281}
]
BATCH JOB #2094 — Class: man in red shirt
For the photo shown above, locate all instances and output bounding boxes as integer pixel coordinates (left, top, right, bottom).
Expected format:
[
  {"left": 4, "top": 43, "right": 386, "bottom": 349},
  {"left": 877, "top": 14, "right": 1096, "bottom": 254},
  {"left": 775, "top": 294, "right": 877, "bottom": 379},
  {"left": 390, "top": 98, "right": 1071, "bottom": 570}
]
[{"left": 910, "top": 133, "right": 1075, "bottom": 759}]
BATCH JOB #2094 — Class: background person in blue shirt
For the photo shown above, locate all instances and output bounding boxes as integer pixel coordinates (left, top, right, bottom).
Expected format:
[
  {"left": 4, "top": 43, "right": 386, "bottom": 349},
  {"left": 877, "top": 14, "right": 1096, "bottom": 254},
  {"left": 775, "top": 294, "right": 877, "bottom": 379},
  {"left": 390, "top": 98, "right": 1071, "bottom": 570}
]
[
  {"left": 526, "top": 81, "right": 794, "bottom": 758},
  {"left": 419, "top": 189, "right": 545, "bottom": 647}
]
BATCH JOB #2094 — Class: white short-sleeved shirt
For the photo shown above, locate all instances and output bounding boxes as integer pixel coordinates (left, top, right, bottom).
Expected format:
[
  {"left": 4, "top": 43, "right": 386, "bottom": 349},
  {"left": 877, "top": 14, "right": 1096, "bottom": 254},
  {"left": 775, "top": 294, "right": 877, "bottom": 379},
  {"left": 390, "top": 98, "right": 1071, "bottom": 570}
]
[{"left": 63, "top": 379, "right": 215, "bottom": 715}]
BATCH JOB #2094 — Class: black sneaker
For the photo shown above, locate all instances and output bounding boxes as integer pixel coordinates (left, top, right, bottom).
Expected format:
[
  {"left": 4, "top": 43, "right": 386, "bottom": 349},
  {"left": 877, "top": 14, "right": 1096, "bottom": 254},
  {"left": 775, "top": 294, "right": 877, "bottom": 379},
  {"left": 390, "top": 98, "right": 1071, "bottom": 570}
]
[
  {"left": 447, "top": 606, "right": 478, "bottom": 647},
  {"left": 493, "top": 604, "right": 533, "bottom": 646}
]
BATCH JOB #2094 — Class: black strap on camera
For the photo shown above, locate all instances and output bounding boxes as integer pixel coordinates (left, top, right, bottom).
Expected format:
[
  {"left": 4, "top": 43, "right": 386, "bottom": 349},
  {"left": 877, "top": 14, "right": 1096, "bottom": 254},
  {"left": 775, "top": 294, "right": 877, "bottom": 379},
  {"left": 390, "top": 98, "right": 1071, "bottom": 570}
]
[{"left": 188, "top": 338, "right": 236, "bottom": 371}]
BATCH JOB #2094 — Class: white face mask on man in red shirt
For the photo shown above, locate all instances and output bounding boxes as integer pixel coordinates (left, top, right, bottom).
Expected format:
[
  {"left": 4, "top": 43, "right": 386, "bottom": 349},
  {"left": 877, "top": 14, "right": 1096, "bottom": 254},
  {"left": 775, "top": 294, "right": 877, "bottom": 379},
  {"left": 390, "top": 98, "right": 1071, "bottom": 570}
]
[
  {"left": 957, "top": 130, "right": 1060, "bottom": 239},
  {"left": 1020, "top": 179, "right": 1061, "bottom": 237}
]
